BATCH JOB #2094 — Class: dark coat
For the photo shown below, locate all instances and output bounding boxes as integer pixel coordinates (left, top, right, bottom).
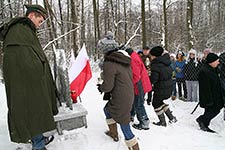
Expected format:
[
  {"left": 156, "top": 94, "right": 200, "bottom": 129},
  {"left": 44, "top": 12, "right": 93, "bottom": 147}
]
[
  {"left": 219, "top": 52, "right": 225, "bottom": 103},
  {"left": 99, "top": 50, "right": 134, "bottom": 124},
  {"left": 198, "top": 64, "right": 224, "bottom": 110},
  {"left": 184, "top": 59, "right": 201, "bottom": 81},
  {"left": 2, "top": 17, "right": 58, "bottom": 143},
  {"left": 150, "top": 53, "right": 173, "bottom": 101}
]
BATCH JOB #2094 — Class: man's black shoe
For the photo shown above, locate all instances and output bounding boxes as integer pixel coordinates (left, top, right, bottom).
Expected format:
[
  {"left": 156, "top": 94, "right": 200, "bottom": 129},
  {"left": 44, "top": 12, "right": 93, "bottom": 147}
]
[{"left": 196, "top": 118, "right": 216, "bottom": 133}]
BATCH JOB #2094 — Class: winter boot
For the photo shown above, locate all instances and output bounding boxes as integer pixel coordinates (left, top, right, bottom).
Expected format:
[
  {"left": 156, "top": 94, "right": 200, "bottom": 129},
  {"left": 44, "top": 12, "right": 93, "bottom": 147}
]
[
  {"left": 132, "top": 118, "right": 150, "bottom": 130},
  {"left": 196, "top": 118, "right": 216, "bottom": 133},
  {"left": 105, "top": 119, "right": 119, "bottom": 142},
  {"left": 164, "top": 108, "right": 177, "bottom": 123},
  {"left": 125, "top": 137, "right": 140, "bottom": 150},
  {"left": 153, "top": 113, "right": 167, "bottom": 127}
]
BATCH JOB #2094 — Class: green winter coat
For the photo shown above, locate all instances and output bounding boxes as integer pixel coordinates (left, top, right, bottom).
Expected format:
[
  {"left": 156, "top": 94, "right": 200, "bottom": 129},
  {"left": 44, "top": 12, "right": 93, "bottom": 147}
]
[{"left": 2, "top": 17, "right": 58, "bottom": 143}]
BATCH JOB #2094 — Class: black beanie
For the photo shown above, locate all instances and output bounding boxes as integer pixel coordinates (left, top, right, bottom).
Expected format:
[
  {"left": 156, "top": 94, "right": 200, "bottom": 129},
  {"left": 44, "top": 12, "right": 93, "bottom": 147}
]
[
  {"left": 206, "top": 53, "right": 219, "bottom": 64},
  {"left": 150, "top": 46, "right": 164, "bottom": 57},
  {"left": 125, "top": 47, "right": 133, "bottom": 55}
]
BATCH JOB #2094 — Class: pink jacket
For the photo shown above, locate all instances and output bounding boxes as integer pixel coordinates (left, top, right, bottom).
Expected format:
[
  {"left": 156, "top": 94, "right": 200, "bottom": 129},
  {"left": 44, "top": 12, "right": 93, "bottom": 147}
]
[{"left": 130, "top": 51, "right": 152, "bottom": 95}]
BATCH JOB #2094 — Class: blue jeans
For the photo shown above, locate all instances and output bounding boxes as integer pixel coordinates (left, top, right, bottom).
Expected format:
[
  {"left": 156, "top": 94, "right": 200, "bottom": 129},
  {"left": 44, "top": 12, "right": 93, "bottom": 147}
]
[
  {"left": 31, "top": 134, "right": 45, "bottom": 150},
  {"left": 103, "top": 106, "right": 134, "bottom": 140},
  {"left": 131, "top": 94, "right": 148, "bottom": 123}
]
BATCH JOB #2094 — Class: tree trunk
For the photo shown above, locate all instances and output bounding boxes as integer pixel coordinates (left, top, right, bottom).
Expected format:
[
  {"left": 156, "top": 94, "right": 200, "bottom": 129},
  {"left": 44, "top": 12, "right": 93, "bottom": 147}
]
[
  {"left": 80, "top": 0, "right": 85, "bottom": 46},
  {"left": 123, "top": 0, "right": 127, "bottom": 43},
  {"left": 70, "top": 0, "right": 79, "bottom": 57},
  {"left": 186, "top": 0, "right": 194, "bottom": 51},
  {"left": 141, "top": 0, "right": 146, "bottom": 48},
  {"left": 163, "top": 0, "right": 168, "bottom": 50},
  {"left": 58, "top": 0, "right": 65, "bottom": 48},
  {"left": 148, "top": 0, "right": 151, "bottom": 46},
  {"left": 93, "top": 0, "right": 100, "bottom": 59}
]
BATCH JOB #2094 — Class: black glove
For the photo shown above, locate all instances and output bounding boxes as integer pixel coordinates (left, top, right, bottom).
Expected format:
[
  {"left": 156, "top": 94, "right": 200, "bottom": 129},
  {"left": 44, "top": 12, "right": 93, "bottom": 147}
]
[
  {"left": 96, "top": 84, "right": 103, "bottom": 94},
  {"left": 103, "top": 92, "right": 111, "bottom": 100}
]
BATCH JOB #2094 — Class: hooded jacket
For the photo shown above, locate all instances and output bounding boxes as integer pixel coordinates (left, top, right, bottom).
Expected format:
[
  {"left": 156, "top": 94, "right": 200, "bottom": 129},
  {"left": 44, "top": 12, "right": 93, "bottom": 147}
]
[
  {"left": 99, "top": 50, "right": 134, "bottom": 124},
  {"left": 128, "top": 50, "right": 152, "bottom": 95},
  {"left": 2, "top": 17, "right": 58, "bottom": 143},
  {"left": 150, "top": 53, "right": 173, "bottom": 101}
]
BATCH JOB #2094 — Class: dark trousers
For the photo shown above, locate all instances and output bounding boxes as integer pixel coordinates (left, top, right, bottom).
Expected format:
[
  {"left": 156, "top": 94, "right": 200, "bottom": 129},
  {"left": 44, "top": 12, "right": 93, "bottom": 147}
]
[
  {"left": 152, "top": 97, "right": 165, "bottom": 109},
  {"left": 176, "top": 78, "right": 187, "bottom": 98},
  {"left": 197, "top": 107, "right": 220, "bottom": 127}
]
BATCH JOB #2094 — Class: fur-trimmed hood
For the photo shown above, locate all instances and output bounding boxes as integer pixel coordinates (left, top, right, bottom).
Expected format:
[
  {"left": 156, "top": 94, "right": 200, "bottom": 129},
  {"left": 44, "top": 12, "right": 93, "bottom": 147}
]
[{"left": 104, "top": 50, "right": 131, "bottom": 67}]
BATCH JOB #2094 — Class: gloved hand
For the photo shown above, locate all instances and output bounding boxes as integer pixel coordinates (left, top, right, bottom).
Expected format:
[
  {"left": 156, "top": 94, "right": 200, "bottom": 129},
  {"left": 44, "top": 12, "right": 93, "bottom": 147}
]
[
  {"left": 103, "top": 92, "right": 111, "bottom": 100},
  {"left": 96, "top": 84, "right": 102, "bottom": 94}
]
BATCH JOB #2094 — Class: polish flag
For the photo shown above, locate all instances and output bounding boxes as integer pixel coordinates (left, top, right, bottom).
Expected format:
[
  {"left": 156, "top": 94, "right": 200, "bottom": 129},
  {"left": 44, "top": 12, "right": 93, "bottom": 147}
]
[{"left": 68, "top": 44, "right": 92, "bottom": 102}]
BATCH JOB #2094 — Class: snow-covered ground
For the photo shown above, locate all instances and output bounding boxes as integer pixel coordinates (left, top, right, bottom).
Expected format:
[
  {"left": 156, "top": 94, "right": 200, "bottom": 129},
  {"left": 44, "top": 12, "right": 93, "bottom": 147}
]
[{"left": 0, "top": 71, "right": 225, "bottom": 150}]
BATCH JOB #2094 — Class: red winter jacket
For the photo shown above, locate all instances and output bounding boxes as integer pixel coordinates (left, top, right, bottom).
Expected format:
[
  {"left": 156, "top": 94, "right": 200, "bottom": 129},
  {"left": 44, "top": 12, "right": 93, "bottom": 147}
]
[{"left": 130, "top": 51, "right": 152, "bottom": 95}]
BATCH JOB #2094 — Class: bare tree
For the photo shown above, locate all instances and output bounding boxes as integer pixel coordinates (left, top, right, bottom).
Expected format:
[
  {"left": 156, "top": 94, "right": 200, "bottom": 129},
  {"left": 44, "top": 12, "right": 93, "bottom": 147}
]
[
  {"left": 93, "top": 0, "right": 100, "bottom": 48},
  {"left": 186, "top": 0, "right": 194, "bottom": 50},
  {"left": 163, "top": 0, "right": 168, "bottom": 50},
  {"left": 123, "top": 0, "right": 127, "bottom": 43},
  {"left": 80, "top": 0, "right": 85, "bottom": 46},
  {"left": 141, "top": 0, "right": 146, "bottom": 48}
]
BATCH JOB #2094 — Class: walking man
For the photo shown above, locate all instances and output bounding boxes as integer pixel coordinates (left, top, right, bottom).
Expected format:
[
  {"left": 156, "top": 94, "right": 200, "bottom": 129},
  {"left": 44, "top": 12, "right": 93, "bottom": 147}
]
[{"left": 196, "top": 53, "right": 224, "bottom": 133}]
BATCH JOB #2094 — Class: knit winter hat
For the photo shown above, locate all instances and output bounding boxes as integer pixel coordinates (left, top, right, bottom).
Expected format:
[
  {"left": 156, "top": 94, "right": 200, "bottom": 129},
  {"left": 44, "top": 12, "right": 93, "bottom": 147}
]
[
  {"left": 189, "top": 48, "right": 196, "bottom": 55},
  {"left": 150, "top": 46, "right": 164, "bottom": 57},
  {"left": 105, "top": 31, "right": 114, "bottom": 40},
  {"left": 97, "top": 31, "right": 119, "bottom": 54},
  {"left": 206, "top": 53, "right": 219, "bottom": 64}
]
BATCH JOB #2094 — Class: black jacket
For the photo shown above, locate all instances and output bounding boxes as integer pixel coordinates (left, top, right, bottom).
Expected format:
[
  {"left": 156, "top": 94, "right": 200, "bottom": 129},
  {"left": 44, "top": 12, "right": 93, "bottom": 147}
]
[
  {"left": 150, "top": 53, "right": 173, "bottom": 100},
  {"left": 184, "top": 59, "right": 201, "bottom": 81},
  {"left": 198, "top": 64, "right": 224, "bottom": 110}
]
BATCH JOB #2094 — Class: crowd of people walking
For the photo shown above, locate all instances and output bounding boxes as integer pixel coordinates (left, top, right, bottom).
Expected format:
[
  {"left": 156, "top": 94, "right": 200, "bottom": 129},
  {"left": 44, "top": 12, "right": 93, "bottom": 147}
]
[{"left": 96, "top": 31, "right": 225, "bottom": 150}]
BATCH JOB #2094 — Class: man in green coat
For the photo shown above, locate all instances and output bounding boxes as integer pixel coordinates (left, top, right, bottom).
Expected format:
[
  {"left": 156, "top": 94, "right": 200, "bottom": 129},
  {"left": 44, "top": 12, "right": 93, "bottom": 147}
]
[{"left": 1, "top": 4, "right": 58, "bottom": 150}]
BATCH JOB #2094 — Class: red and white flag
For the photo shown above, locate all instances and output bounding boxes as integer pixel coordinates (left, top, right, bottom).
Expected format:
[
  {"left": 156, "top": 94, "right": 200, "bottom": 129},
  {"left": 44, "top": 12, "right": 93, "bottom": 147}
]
[{"left": 68, "top": 44, "right": 92, "bottom": 102}]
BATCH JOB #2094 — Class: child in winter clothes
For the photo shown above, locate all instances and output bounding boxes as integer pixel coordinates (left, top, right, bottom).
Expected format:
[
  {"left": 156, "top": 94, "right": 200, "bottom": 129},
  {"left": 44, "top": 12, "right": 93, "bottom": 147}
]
[
  {"left": 150, "top": 46, "right": 177, "bottom": 127},
  {"left": 175, "top": 50, "right": 187, "bottom": 101},
  {"left": 184, "top": 49, "right": 201, "bottom": 102}
]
